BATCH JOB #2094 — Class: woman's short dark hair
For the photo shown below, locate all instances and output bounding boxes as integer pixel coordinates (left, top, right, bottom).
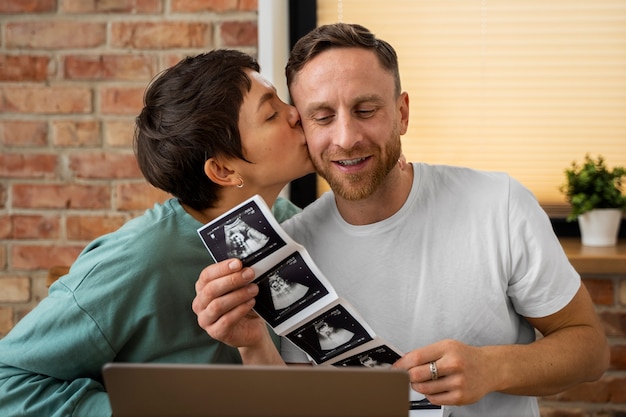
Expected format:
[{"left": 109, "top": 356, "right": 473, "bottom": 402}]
[
  {"left": 285, "top": 23, "right": 401, "bottom": 97},
  {"left": 134, "top": 49, "right": 259, "bottom": 211}
]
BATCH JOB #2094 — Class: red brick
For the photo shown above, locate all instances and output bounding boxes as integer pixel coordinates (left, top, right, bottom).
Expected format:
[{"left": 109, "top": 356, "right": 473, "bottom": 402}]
[
  {"left": 104, "top": 120, "right": 134, "bottom": 147},
  {"left": 607, "top": 375, "right": 626, "bottom": 402},
  {"left": 6, "top": 21, "right": 106, "bottom": 49},
  {"left": 583, "top": 278, "right": 614, "bottom": 305},
  {"left": 66, "top": 215, "right": 127, "bottom": 240},
  {"left": 64, "top": 54, "right": 156, "bottom": 81},
  {"left": 0, "top": 184, "right": 6, "bottom": 209},
  {"left": 610, "top": 344, "right": 626, "bottom": 370},
  {"left": 62, "top": 0, "right": 162, "bottom": 13},
  {"left": 69, "top": 152, "right": 141, "bottom": 179},
  {"left": 599, "top": 311, "right": 626, "bottom": 337},
  {"left": 164, "top": 53, "right": 187, "bottom": 69},
  {"left": 0, "top": 245, "right": 6, "bottom": 269},
  {"left": 221, "top": 21, "right": 257, "bottom": 46},
  {"left": 239, "top": 0, "right": 257, "bottom": 11},
  {"left": 100, "top": 86, "right": 145, "bottom": 116},
  {"left": 0, "top": 216, "right": 11, "bottom": 239},
  {"left": 0, "top": 276, "right": 31, "bottom": 302},
  {"left": 0, "top": 307, "right": 14, "bottom": 336},
  {"left": 11, "top": 245, "right": 83, "bottom": 270},
  {"left": 12, "top": 215, "right": 60, "bottom": 239},
  {"left": 0, "top": 121, "right": 48, "bottom": 147},
  {"left": 12, "top": 184, "right": 111, "bottom": 209},
  {"left": 0, "top": 153, "right": 57, "bottom": 178},
  {"left": 111, "top": 22, "right": 211, "bottom": 49},
  {"left": 171, "top": 0, "right": 238, "bottom": 12},
  {"left": 0, "top": 0, "right": 56, "bottom": 13},
  {"left": 0, "top": 86, "right": 92, "bottom": 114},
  {"left": 52, "top": 120, "right": 101, "bottom": 147},
  {"left": 0, "top": 55, "right": 49, "bottom": 81},
  {"left": 116, "top": 182, "right": 171, "bottom": 211}
]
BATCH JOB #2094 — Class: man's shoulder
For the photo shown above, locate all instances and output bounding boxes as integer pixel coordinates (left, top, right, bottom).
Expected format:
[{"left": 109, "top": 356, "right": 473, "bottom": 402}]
[{"left": 418, "top": 162, "right": 510, "bottom": 182}]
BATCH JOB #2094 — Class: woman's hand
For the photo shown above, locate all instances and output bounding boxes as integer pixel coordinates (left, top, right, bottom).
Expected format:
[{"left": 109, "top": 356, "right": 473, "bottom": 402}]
[{"left": 192, "top": 259, "right": 267, "bottom": 348}]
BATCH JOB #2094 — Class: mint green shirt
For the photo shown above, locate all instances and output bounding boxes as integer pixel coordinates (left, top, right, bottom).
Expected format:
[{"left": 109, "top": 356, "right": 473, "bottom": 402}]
[{"left": 0, "top": 197, "right": 300, "bottom": 417}]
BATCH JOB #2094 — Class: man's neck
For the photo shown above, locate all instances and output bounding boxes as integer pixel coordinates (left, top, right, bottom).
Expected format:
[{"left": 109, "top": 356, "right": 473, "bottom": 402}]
[{"left": 335, "top": 162, "right": 414, "bottom": 226}]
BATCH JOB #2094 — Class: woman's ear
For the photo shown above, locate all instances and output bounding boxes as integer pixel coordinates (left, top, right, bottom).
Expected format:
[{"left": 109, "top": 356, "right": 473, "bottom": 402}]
[{"left": 204, "top": 158, "right": 239, "bottom": 187}]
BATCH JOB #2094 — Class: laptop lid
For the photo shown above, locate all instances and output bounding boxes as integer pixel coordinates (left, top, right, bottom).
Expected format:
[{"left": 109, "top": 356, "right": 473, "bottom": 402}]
[{"left": 103, "top": 363, "right": 410, "bottom": 417}]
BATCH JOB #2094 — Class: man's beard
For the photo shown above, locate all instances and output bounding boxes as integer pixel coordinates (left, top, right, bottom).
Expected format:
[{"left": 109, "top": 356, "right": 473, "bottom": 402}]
[{"left": 314, "top": 129, "right": 402, "bottom": 201}]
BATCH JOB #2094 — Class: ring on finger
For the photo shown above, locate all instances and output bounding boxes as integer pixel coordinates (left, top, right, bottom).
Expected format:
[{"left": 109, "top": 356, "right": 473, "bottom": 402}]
[{"left": 429, "top": 361, "right": 439, "bottom": 381}]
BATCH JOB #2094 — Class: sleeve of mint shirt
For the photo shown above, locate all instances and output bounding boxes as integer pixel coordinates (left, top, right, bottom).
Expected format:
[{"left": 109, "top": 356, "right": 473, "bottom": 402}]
[
  {"left": 272, "top": 196, "right": 302, "bottom": 222},
  {"left": 0, "top": 281, "right": 114, "bottom": 417}
]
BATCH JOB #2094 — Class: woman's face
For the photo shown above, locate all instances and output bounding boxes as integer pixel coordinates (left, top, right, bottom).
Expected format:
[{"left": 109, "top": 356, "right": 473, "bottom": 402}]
[{"left": 236, "top": 70, "right": 314, "bottom": 192}]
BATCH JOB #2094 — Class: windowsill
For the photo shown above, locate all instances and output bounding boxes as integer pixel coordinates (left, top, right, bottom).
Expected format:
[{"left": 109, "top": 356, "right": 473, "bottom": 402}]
[{"left": 559, "top": 238, "right": 626, "bottom": 274}]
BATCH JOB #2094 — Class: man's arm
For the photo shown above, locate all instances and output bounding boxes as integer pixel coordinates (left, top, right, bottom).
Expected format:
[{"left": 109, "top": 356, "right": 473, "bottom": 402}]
[
  {"left": 393, "top": 283, "right": 609, "bottom": 406},
  {"left": 501, "top": 283, "right": 609, "bottom": 395}
]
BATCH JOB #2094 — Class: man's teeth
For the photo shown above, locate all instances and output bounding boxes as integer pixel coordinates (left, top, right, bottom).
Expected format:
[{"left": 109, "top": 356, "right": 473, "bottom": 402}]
[{"left": 338, "top": 158, "right": 365, "bottom": 166}]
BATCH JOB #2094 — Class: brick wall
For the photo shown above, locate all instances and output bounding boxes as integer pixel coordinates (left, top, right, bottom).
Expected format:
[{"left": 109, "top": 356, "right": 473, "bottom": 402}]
[
  {"left": 1, "top": 1, "right": 625, "bottom": 416},
  {"left": 0, "top": 0, "right": 257, "bottom": 328}
]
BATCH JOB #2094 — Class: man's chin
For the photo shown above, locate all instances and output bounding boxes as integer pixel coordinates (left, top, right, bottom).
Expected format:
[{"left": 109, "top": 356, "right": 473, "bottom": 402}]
[{"left": 325, "top": 177, "right": 375, "bottom": 201}]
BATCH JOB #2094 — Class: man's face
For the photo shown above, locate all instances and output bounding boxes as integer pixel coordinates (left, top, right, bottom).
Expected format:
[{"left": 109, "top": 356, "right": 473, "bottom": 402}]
[{"left": 289, "top": 48, "right": 409, "bottom": 201}]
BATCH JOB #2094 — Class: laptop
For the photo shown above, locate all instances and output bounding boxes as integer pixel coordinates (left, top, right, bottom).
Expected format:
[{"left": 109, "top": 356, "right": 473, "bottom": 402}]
[{"left": 103, "top": 363, "right": 410, "bottom": 417}]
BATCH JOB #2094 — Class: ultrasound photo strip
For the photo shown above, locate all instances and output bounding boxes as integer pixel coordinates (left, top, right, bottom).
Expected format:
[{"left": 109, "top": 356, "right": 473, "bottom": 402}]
[{"left": 197, "top": 195, "right": 405, "bottom": 365}]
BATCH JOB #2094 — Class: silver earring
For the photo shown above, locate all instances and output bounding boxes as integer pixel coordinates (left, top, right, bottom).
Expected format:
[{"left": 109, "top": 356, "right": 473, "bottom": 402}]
[{"left": 237, "top": 178, "right": 244, "bottom": 188}]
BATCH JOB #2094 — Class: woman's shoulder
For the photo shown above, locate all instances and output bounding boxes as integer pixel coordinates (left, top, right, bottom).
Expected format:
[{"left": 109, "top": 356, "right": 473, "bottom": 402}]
[{"left": 272, "top": 196, "right": 302, "bottom": 222}]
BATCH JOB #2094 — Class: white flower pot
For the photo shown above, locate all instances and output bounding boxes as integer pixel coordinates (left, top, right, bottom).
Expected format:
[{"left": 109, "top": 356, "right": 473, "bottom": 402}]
[{"left": 578, "top": 208, "right": 623, "bottom": 247}]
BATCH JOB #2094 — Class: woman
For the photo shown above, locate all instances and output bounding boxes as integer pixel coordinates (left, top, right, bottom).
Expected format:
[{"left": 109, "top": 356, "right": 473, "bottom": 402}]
[{"left": 0, "top": 49, "right": 314, "bottom": 417}]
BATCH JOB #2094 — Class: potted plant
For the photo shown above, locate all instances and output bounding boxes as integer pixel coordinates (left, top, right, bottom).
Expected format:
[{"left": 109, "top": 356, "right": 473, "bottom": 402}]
[{"left": 560, "top": 154, "right": 626, "bottom": 246}]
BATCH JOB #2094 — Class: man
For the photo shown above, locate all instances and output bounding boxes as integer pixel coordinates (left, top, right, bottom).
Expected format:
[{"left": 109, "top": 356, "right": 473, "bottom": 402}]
[{"left": 193, "top": 24, "right": 609, "bottom": 416}]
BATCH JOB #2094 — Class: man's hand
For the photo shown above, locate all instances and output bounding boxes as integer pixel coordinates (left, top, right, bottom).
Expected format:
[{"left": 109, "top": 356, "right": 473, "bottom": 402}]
[
  {"left": 393, "top": 339, "right": 497, "bottom": 406},
  {"left": 393, "top": 285, "right": 609, "bottom": 406}
]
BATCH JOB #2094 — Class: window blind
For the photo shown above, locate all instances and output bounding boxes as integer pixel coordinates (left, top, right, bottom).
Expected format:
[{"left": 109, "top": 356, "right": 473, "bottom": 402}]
[{"left": 317, "top": 0, "right": 626, "bottom": 216}]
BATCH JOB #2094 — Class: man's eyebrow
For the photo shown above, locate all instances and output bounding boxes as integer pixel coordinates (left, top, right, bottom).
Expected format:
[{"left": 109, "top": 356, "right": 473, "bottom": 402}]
[
  {"left": 352, "top": 93, "right": 385, "bottom": 105},
  {"left": 303, "top": 101, "right": 329, "bottom": 115}
]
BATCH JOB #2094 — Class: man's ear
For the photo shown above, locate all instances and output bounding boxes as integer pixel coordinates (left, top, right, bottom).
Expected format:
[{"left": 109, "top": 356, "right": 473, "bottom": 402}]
[
  {"left": 204, "top": 158, "right": 239, "bottom": 187},
  {"left": 398, "top": 92, "right": 410, "bottom": 135}
]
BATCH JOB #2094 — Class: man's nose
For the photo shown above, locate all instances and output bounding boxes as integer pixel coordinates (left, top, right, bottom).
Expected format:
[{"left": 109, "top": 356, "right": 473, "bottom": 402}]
[{"left": 334, "top": 113, "right": 361, "bottom": 149}]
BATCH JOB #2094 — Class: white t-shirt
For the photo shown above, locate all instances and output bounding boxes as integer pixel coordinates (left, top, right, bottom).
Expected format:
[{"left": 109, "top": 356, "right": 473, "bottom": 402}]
[{"left": 280, "top": 163, "right": 580, "bottom": 417}]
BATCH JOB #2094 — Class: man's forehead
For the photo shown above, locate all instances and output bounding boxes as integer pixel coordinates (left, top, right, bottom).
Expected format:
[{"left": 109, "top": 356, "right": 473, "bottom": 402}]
[{"left": 290, "top": 50, "right": 391, "bottom": 104}]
